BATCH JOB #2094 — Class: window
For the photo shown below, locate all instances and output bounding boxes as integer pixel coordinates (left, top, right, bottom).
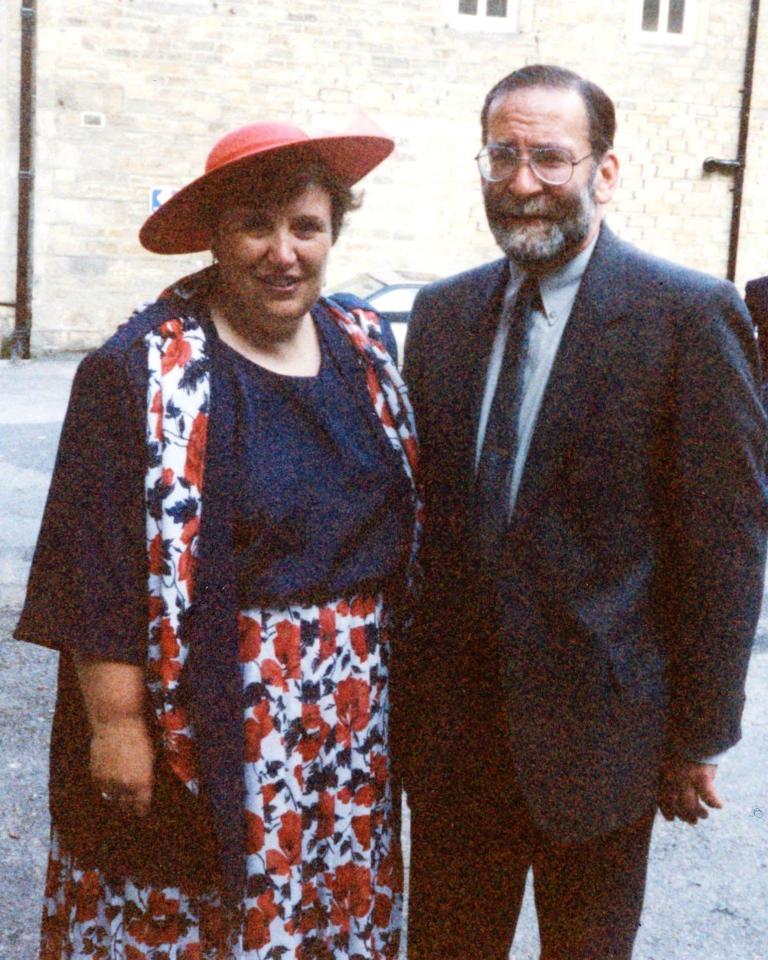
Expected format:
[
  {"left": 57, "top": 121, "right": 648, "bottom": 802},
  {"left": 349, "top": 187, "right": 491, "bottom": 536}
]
[
  {"left": 447, "top": 0, "right": 518, "bottom": 32},
  {"left": 637, "top": 0, "right": 694, "bottom": 43}
]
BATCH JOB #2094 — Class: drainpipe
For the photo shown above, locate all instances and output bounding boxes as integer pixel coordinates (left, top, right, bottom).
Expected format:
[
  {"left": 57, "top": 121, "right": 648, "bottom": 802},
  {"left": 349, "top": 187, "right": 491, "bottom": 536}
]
[
  {"left": 11, "top": 0, "right": 37, "bottom": 360},
  {"left": 702, "top": 0, "right": 761, "bottom": 282}
]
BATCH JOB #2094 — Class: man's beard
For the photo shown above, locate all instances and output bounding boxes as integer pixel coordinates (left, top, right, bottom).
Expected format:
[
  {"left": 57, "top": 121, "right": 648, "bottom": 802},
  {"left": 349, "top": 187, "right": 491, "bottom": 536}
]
[{"left": 484, "top": 177, "right": 597, "bottom": 269}]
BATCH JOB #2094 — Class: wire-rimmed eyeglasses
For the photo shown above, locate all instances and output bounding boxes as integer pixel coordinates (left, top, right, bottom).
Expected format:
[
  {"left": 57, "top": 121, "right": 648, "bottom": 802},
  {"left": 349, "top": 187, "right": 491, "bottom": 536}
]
[{"left": 475, "top": 144, "right": 595, "bottom": 186}]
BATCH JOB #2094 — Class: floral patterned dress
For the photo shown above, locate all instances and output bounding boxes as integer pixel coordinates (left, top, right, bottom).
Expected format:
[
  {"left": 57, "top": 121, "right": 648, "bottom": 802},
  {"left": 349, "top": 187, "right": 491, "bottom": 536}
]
[
  {"left": 41, "top": 595, "right": 401, "bottom": 960},
  {"left": 27, "top": 293, "right": 419, "bottom": 960}
]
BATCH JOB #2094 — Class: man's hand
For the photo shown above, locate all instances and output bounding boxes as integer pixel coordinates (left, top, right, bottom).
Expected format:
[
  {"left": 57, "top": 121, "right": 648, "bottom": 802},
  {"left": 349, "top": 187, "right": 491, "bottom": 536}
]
[
  {"left": 658, "top": 757, "right": 722, "bottom": 825},
  {"left": 90, "top": 717, "right": 155, "bottom": 817}
]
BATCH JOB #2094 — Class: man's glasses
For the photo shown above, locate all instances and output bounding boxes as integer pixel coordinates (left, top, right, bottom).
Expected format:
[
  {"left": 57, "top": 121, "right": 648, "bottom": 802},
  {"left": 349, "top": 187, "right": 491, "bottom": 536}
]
[{"left": 475, "top": 144, "right": 595, "bottom": 186}]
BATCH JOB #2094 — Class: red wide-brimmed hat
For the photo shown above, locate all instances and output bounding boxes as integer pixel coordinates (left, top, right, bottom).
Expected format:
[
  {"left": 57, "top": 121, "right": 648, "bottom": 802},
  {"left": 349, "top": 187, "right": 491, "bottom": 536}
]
[{"left": 139, "top": 115, "right": 394, "bottom": 254}]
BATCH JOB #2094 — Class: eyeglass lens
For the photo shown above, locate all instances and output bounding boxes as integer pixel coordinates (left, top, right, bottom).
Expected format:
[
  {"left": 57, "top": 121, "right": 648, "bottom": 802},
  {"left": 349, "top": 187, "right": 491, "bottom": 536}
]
[{"left": 478, "top": 146, "right": 575, "bottom": 185}]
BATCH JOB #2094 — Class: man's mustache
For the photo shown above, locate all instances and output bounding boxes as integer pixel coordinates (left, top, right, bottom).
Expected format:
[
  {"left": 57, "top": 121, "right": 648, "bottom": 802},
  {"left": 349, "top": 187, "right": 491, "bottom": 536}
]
[{"left": 487, "top": 196, "right": 573, "bottom": 220}]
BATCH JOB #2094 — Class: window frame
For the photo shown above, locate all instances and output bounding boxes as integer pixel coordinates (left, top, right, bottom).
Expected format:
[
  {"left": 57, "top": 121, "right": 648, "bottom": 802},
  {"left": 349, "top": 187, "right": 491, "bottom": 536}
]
[
  {"left": 632, "top": 0, "right": 696, "bottom": 46},
  {"left": 445, "top": 0, "right": 519, "bottom": 33}
]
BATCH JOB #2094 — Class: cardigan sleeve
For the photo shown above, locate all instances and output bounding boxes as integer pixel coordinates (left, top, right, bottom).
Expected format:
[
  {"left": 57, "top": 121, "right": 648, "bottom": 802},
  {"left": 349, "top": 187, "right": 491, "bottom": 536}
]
[{"left": 15, "top": 346, "right": 148, "bottom": 665}]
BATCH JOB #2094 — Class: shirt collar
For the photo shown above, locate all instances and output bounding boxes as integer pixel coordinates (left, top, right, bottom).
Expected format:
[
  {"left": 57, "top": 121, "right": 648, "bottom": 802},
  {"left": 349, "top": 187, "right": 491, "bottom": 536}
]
[{"left": 506, "top": 230, "right": 600, "bottom": 326}]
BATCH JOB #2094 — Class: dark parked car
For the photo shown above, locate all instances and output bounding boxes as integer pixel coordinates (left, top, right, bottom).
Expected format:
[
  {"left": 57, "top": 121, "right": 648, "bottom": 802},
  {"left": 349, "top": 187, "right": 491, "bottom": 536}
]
[{"left": 328, "top": 270, "right": 440, "bottom": 363}]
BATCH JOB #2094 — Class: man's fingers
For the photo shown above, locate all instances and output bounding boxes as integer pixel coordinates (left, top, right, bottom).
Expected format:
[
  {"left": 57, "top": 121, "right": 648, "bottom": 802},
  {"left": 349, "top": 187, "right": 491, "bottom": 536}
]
[
  {"left": 657, "top": 796, "right": 675, "bottom": 822},
  {"left": 658, "top": 761, "right": 724, "bottom": 824},
  {"left": 696, "top": 776, "right": 723, "bottom": 810},
  {"left": 680, "top": 784, "right": 708, "bottom": 821}
]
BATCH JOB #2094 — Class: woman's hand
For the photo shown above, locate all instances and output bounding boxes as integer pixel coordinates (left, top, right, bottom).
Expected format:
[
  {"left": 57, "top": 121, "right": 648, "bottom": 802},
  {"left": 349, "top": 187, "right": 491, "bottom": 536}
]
[
  {"left": 89, "top": 716, "right": 155, "bottom": 817},
  {"left": 74, "top": 657, "right": 155, "bottom": 818}
]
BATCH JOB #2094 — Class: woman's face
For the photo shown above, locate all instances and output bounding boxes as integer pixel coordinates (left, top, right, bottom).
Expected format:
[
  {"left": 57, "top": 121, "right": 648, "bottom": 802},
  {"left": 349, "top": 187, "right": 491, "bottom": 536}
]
[{"left": 212, "top": 183, "right": 334, "bottom": 342}]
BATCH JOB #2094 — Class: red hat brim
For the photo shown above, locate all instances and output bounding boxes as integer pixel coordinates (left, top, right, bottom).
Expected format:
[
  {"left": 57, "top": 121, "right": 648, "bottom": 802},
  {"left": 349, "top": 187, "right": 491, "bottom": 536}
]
[{"left": 139, "top": 124, "right": 394, "bottom": 254}]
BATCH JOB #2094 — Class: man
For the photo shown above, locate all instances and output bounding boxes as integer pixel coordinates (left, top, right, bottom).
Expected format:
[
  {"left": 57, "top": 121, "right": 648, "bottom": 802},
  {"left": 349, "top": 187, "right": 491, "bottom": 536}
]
[{"left": 397, "top": 65, "right": 768, "bottom": 960}]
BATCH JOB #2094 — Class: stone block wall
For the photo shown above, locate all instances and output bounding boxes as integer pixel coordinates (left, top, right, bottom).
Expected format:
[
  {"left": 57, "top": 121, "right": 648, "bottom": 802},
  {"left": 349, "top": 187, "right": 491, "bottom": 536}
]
[{"left": 1, "top": 0, "right": 766, "bottom": 352}]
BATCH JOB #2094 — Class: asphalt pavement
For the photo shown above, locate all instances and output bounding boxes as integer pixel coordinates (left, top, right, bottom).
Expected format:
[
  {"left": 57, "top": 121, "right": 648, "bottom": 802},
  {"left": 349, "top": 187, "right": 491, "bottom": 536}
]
[{"left": 1, "top": 354, "right": 767, "bottom": 959}]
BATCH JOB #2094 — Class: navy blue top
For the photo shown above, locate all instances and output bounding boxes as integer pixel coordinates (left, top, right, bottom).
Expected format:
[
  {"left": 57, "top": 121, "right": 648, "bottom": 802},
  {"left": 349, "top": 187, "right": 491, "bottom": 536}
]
[{"left": 218, "top": 310, "right": 412, "bottom": 605}]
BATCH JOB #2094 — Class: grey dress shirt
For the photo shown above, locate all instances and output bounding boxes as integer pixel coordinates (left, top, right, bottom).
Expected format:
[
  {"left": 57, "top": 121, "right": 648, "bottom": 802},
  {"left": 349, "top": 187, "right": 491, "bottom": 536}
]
[{"left": 475, "top": 236, "right": 597, "bottom": 514}]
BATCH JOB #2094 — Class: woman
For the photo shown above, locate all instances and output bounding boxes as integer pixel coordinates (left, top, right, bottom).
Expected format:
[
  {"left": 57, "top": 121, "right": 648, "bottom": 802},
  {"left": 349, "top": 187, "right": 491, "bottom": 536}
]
[{"left": 16, "top": 119, "right": 420, "bottom": 960}]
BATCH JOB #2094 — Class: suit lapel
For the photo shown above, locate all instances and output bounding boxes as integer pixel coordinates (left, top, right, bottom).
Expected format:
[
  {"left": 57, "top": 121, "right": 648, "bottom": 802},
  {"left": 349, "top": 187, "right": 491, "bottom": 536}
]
[
  {"left": 511, "top": 224, "right": 628, "bottom": 516},
  {"left": 462, "top": 259, "right": 510, "bottom": 484}
]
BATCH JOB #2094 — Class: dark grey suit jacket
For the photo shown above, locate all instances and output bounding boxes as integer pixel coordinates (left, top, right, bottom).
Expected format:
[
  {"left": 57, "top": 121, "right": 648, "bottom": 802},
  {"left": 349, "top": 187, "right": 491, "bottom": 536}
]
[{"left": 398, "top": 223, "right": 768, "bottom": 842}]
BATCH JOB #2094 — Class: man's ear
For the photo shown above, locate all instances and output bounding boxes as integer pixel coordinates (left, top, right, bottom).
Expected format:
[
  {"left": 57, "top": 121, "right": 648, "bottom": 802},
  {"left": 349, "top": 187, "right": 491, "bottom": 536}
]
[{"left": 593, "top": 150, "right": 619, "bottom": 205}]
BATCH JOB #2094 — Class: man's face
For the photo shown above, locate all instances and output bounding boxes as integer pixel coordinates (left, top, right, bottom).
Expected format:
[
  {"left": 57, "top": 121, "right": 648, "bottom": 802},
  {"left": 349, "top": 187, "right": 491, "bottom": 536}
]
[{"left": 482, "top": 86, "right": 617, "bottom": 271}]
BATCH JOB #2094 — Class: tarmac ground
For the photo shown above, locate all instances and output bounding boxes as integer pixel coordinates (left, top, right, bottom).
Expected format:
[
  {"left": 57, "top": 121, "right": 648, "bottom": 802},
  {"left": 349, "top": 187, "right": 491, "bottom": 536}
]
[{"left": 1, "top": 355, "right": 767, "bottom": 959}]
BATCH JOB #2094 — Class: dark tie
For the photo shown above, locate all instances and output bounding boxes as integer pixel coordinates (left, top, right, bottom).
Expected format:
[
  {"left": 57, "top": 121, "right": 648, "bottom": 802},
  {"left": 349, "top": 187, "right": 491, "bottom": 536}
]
[{"left": 473, "top": 275, "right": 540, "bottom": 569}]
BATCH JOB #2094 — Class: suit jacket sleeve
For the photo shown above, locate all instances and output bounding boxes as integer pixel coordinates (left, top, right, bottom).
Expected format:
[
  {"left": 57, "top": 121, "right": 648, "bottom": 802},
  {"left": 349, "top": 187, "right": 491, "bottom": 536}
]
[{"left": 662, "top": 281, "right": 768, "bottom": 757}]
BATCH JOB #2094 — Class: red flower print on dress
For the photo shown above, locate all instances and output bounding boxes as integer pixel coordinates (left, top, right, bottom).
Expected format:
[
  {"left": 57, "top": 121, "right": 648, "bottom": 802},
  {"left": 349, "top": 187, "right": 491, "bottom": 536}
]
[
  {"left": 350, "top": 625, "right": 368, "bottom": 661},
  {"left": 166, "top": 725, "right": 198, "bottom": 785},
  {"left": 181, "top": 515, "right": 199, "bottom": 545},
  {"left": 160, "top": 321, "right": 193, "bottom": 374},
  {"left": 184, "top": 411, "right": 207, "bottom": 490},
  {"left": 158, "top": 705, "right": 198, "bottom": 785},
  {"left": 245, "top": 700, "right": 274, "bottom": 762},
  {"left": 403, "top": 434, "right": 418, "bottom": 467},
  {"left": 352, "top": 814, "right": 371, "bottom": 850},
  {"left": 261, "top": 658, "right": 286, "bottom": 689},
  {"left": 350, "top": 596, "right": 376, "bottom": 619},
  {"left": 43, "top": 853, "right": 62, "bottom": 900},
  {"left": 377, "top": 848, "right": 402, "bottom": 893},
  {"left": 178, "top": 545, "right": 195, "bottom": 587},
  {"left": 150, "top": 387, "right": 164, "bottom": 440},
  {"left": 371, "top": 751, "right": 388, "bottom": 788},
  {"left": 373, "top": 892, "right": 393, "bottom": 929},
  {"left": 198, "top": 898, "right": 223, "bottom": 943},
  {"left": 126, "top": 889, "right": 184, "bottom": 947},
  {"left": 318, "top": 606, "right": 337, "bottom": 662},
  {"left": 159, "top": 618, "right": 180, "bottom": 658},
  {"left": 246, "top": 809, "right": 265, "bottom": 853},
  {"left": 74, "top": 870, "right": 101, "bottom": 923},
  {"left": 148, "top": 594, "right": 164, "bottom": 622},
  {"left": 244, "top": 889, "right": 278, "bottom": 950},
  {"left": 262, "top": 783, "right": 278, "bottom": 805},
  {"left": 238, "top": 613, "right": 262, "bottom": 662},
  {"left": 317, "top": 790, "right": 335, "bottom": 840},
  {"left": 299, "top": 881, "right": 322, "bottom": 936},
  {"left": 148, "top": 532, "right": 164, "bottom": 575},
  {"left": 267, "top": 809, "right": 302, "bottom": 875},
  {"left": 329, "top": 862, "right": 373, "bottom": 931},
  {"left": 355, "top": 784, "right": 376, "bottom": 808},
  {"left": 274, "top": 619, "right": 301, "bottom": 680},
  {"left": 334, "top": 678, "right": 371, "bottom": 747},
  {"left": 298, "top": 703, "right": 331, "bottom": 763},
  {"left": 159, "top": 618, "right": 182, "bottom": 687},
  {"left": 148, "top": 889, "right": 181, "bottom": 917}
]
